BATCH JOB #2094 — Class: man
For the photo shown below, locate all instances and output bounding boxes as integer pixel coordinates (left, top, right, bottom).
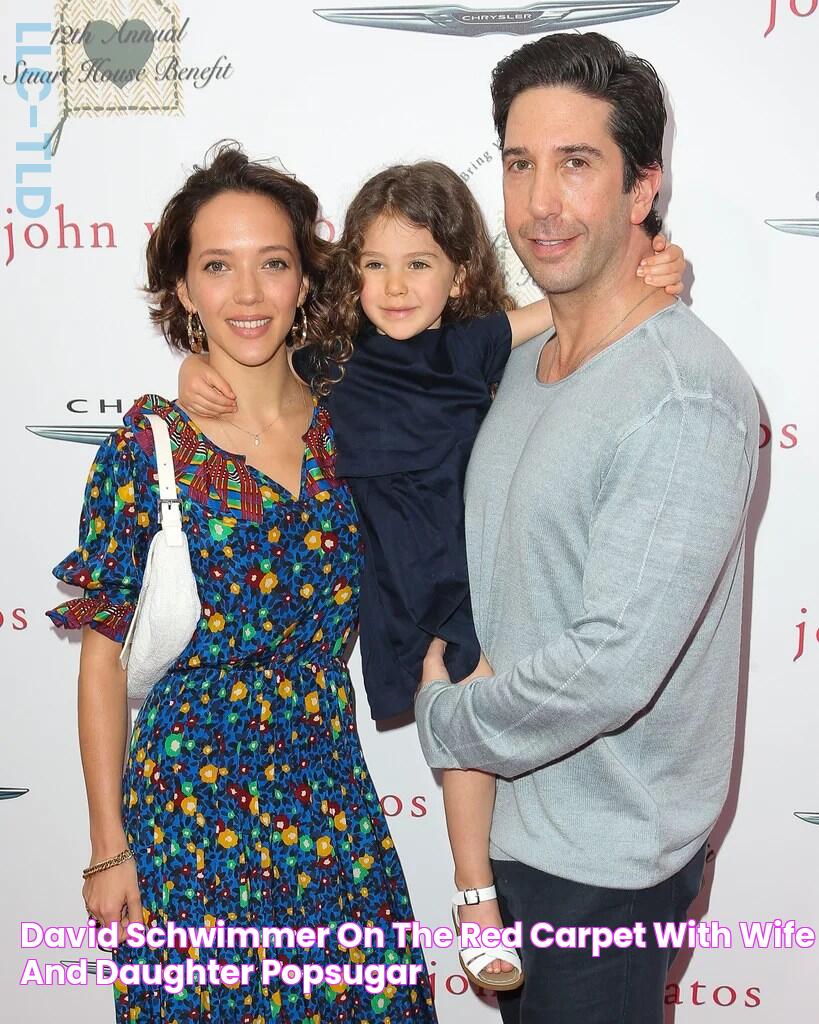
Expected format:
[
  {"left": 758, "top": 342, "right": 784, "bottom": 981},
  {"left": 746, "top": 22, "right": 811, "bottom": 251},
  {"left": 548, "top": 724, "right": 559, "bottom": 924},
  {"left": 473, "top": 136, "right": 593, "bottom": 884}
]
[{"left": 415, "top": 32, "right": 759, "bottom": 1024}]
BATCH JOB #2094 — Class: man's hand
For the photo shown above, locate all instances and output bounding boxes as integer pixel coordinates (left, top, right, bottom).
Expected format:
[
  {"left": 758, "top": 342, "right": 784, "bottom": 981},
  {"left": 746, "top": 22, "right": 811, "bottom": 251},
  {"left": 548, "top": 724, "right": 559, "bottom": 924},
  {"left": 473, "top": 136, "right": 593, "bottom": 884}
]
[
  {"left": 418, "top": 639, "right": 496, "bottom": 696},
  {"left": 419, "top": 638, "right": 450, "bottom": 693}
]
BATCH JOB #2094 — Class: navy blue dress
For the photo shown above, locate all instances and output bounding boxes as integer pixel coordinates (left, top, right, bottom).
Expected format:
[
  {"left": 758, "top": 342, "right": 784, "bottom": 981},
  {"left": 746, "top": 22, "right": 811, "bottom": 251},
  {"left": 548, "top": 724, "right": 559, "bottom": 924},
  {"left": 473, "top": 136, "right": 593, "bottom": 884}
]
[{"left": 297, "top": 312, "right": 512, "bottom": 720}]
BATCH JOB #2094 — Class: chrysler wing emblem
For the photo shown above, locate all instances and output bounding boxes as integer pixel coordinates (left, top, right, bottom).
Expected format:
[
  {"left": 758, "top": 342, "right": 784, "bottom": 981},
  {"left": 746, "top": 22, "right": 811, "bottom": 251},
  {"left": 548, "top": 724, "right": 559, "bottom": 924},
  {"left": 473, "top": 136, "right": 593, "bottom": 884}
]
[
  {"left": 61, "top": 960, "right": 101, "bottom": 973},
  {"left": 0, "top": 787, "right": 29, "bottom": 800},
  {"left": 26, "top": 425, "right": 115, "bottom": 446},
  {"left": 314, "top": 0, "right": 679, "bottom": 36},
  {"left": 765, "top": 219, "right": 819, "bottom": 237},
  {"left": 795, "top": 812, "right": 819, "bottom": 826}
]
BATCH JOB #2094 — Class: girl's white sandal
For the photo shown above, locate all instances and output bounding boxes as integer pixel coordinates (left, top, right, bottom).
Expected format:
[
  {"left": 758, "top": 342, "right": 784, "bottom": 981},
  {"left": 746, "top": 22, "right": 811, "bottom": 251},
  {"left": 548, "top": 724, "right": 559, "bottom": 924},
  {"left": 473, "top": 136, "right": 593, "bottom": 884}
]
[{"left": 451, "top": 883, "right": 524, "bottom": 991}]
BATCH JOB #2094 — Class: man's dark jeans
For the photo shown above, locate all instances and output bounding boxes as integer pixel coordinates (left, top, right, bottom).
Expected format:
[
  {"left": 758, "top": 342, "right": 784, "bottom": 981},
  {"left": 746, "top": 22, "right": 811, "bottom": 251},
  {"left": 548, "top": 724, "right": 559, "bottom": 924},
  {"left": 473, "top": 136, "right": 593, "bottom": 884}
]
[{"left": 491, "top": 844, "right": 707, "bottom": 1024}]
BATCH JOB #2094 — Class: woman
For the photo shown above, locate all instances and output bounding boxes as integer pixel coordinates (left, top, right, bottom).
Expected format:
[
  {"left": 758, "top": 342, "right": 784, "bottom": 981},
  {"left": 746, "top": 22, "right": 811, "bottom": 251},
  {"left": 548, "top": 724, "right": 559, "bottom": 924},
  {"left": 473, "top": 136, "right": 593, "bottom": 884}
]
[{"left": 47, "top": 143, "right": 437, "bottom": 1023}]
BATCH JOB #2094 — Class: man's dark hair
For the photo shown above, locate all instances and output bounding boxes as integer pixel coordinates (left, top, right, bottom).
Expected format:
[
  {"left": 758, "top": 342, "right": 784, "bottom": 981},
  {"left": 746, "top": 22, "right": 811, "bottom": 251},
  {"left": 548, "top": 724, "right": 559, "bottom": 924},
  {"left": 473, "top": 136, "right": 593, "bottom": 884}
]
[{"left": 491, "top": 32, "right": 667, "bottom": 237}]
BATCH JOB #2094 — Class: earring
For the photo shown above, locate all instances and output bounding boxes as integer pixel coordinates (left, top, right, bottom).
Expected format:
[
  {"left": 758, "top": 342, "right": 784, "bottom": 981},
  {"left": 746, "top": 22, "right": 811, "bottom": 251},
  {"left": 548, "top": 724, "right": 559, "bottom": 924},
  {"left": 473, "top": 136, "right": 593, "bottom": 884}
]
[
  {"left": 287, "top": 305, "right": 308, "bottom": 349},
  {"left": 187, "top": 310, "right": 206, "bottom": 354}
]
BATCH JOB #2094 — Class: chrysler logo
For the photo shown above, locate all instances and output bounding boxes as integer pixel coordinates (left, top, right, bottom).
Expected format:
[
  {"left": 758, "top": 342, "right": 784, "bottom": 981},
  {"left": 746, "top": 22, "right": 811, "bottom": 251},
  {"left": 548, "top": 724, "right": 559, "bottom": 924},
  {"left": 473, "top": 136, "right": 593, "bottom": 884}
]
[
  {"left": 795, "top": 812, "right": 819, "bottom": 826},
  {"left": 314, "top": 0, "right": 679, "bottom": 36},
  {"left": 766, "top": 219, "right": 819, "bottom": 237},
  {"left": 26, "top": 425, "right": 114, "bottom": 446}
]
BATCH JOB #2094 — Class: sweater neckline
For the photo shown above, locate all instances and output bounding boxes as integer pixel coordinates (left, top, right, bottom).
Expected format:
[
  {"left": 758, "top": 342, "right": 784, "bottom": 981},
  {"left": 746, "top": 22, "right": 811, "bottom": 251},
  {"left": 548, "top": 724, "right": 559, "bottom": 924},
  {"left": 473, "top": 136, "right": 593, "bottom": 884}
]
[{"left": 532, "top": 301, "right": 680, "bottom": 390}]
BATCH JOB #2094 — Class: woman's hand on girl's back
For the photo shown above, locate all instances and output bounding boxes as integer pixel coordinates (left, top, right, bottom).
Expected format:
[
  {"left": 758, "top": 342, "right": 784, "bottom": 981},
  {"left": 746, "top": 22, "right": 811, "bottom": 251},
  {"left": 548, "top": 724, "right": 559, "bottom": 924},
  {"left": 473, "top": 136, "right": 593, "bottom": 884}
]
[{"left": 178, "top": 354, "right": 237, "bottom": 418}]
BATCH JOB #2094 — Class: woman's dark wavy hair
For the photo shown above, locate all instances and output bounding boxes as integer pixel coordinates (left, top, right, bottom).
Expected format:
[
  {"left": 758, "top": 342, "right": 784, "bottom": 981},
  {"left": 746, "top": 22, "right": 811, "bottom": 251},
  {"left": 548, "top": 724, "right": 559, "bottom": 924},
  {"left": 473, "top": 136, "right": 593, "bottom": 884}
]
[
  {"left": 491, "top": 32, "right": 667, "bottom": 237},
  {"left": 325, "top": 161, "right": 515, "bottom": 348},
  {"left": 144, "top": 140, "right": 348, "bottom": 396}
]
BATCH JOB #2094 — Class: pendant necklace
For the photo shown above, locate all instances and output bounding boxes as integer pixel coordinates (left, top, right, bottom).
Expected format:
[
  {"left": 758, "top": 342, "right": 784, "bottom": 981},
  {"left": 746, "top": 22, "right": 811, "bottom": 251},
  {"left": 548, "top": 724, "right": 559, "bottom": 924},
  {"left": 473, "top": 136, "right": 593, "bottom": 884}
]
[
  {"left": 224, "top": 388, "right": 308, "bottom": 448},
  {"left": 550, "top": 290, "right": 659, "bottom": 379},
  {"left": 226, "top": 402, "right": 290, "bottom": 448},
  {"left": 227, "top": 418, "right": 279, "bottom": 448}
]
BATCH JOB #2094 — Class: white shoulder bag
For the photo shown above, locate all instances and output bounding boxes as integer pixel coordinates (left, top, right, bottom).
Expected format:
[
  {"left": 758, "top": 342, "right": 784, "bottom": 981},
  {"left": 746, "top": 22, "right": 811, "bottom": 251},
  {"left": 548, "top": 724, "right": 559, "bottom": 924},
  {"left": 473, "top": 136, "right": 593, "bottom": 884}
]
[{"left": 119, "top": 413, "right": 201, "bottom": 700}]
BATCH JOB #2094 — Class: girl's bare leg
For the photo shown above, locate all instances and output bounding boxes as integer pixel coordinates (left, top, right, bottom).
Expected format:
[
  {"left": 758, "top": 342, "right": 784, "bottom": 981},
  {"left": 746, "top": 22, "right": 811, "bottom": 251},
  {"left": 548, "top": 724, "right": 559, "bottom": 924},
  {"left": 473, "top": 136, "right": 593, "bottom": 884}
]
[{"left": 443, "top": 766, "right": 513, "bottom": 975}]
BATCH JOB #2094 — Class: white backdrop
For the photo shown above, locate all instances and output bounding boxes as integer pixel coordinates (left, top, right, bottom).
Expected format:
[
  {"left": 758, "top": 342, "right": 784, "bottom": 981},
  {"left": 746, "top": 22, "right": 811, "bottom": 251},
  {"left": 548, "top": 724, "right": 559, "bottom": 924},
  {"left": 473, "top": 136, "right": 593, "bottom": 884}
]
[{"left": 1, "top": 1, "right": 817, "bottom": 1020}]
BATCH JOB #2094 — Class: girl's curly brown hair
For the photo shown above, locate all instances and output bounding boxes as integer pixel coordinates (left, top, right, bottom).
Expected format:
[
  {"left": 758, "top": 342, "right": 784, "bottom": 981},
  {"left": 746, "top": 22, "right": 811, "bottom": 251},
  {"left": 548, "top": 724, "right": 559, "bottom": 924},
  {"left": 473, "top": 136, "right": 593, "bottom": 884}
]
[
  {"left": 325, "top": 161, "right": 515, "bottom": 348},
  {"left": 144, "top": 140, "right": 349, "bottom": 396}
]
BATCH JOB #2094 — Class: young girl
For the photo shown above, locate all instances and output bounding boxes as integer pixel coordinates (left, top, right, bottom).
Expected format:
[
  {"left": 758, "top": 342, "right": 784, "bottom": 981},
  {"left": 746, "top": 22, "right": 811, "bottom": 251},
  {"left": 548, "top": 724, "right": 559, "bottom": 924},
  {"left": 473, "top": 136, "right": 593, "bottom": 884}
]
[{"left": 179, "top": 160, "right": 685, "bottom": 990}]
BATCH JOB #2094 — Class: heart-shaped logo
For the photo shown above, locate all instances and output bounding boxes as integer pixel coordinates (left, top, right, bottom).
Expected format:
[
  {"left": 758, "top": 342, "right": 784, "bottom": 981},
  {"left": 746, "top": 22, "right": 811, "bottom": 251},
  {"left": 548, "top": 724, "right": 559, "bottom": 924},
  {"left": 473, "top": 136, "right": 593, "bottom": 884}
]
[{"left": 83, "top": 20, "right": 154, "bottom": 89}]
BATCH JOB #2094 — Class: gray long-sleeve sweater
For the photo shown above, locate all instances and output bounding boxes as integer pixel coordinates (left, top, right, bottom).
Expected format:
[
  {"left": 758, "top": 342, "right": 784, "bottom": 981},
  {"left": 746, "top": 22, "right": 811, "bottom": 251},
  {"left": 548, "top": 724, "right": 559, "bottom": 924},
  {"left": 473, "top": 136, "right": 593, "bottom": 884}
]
[{"left": 415, "top": 301, "right": 759, "bottom": 889}]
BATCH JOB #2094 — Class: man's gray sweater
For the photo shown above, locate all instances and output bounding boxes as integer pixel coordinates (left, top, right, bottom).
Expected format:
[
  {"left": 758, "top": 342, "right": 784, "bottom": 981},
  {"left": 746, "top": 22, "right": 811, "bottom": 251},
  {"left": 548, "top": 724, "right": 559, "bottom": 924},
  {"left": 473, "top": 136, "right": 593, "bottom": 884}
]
[{"left": 415, "top": 301, "right": 759, "bottom": 888}]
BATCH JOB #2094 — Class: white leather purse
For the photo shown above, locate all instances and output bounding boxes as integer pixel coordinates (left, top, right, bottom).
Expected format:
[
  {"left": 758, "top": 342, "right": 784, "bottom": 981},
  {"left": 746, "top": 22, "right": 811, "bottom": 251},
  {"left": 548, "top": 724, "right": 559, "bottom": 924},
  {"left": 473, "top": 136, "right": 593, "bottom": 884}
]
[{"left": 119, "top": 413, "right": 201, "bottom": 700}]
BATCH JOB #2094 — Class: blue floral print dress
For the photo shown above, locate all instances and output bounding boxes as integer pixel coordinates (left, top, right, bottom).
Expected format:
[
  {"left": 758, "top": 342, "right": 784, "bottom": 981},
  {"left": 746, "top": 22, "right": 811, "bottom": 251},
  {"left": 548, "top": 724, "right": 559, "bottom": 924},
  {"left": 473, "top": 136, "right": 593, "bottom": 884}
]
[{"left": 47, "top": 394, "right": 438, "bottom": 1024}]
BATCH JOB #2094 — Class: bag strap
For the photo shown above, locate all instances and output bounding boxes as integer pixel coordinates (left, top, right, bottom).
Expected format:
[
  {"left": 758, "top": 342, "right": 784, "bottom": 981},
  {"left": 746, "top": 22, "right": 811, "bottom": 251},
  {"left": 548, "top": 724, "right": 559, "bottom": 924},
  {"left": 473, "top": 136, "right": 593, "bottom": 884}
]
[{"left": 145, "top": 413, "right": 183, "bottom": 545}]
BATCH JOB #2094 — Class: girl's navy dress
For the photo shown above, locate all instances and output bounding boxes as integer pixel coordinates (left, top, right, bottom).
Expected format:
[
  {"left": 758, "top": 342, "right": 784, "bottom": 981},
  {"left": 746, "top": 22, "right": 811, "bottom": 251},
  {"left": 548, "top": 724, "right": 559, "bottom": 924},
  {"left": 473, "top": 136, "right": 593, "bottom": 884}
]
[{"left": 298, "top": 311, "right": 511, "bottom": 719}]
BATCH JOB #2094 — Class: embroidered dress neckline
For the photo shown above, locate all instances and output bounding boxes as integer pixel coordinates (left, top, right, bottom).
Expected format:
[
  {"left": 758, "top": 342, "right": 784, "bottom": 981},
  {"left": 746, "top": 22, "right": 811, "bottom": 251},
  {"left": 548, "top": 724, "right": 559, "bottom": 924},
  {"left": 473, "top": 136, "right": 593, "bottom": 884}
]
[{"left": 173, "top": 396, "right": 319, "bottom": 503}]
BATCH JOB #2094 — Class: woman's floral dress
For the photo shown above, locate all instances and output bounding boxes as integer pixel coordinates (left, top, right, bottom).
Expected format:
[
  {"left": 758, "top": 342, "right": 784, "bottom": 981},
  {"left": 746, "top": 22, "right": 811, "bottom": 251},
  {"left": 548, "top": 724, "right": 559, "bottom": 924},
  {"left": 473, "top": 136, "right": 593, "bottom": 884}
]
[{"left": 47, "top": 394, "right": 438, "bottom": 1024}]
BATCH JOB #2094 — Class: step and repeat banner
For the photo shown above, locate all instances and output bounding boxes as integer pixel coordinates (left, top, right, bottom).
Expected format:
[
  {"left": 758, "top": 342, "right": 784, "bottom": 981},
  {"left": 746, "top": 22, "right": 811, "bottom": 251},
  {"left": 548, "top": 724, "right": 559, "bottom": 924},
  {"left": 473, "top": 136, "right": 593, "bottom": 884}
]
[{"left": 1, "top": 1, "right": 816, "bottom": 1020}]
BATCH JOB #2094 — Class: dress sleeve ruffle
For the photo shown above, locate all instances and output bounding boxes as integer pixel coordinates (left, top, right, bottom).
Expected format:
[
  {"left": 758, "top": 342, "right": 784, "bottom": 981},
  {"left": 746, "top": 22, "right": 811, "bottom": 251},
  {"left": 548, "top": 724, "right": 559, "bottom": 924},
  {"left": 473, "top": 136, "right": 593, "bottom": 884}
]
[
  {"left": 46, "top": 595, "right": 136, "bottom": 643},
  {"left": 47, "top": 427, "right": 153, "bottom": 644}
]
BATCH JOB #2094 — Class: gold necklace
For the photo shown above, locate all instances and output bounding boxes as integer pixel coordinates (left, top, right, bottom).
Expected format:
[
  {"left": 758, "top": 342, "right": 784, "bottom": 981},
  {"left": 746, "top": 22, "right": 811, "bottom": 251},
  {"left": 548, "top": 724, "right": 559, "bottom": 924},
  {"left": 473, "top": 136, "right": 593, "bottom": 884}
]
[
  {"left": 225, "top": 398, "right": 295, "bottom": 448},
  {"left": 224, "top": 387, "right": 310, "bottom": 448},
  {"left": 225, "top": 416, "right": 282, "bottom": 448},
  {"left": 550, "top": 291, "right": 660, "bottom": 380}
]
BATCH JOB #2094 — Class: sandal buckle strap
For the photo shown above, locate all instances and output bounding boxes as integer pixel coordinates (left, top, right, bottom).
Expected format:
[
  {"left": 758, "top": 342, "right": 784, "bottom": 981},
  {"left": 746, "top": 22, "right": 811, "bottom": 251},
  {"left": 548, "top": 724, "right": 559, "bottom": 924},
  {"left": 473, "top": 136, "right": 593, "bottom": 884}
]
[{"left": 453, "top": 883, "right": 497, "bottom": 907}]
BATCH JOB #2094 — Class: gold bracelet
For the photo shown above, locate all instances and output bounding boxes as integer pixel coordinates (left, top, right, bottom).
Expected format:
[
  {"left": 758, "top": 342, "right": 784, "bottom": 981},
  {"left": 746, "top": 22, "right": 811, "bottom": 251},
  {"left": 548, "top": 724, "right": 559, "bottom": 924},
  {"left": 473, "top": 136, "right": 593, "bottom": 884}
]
[{"left": 82, "top": 848, "right": 133, "bottom": 879}]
